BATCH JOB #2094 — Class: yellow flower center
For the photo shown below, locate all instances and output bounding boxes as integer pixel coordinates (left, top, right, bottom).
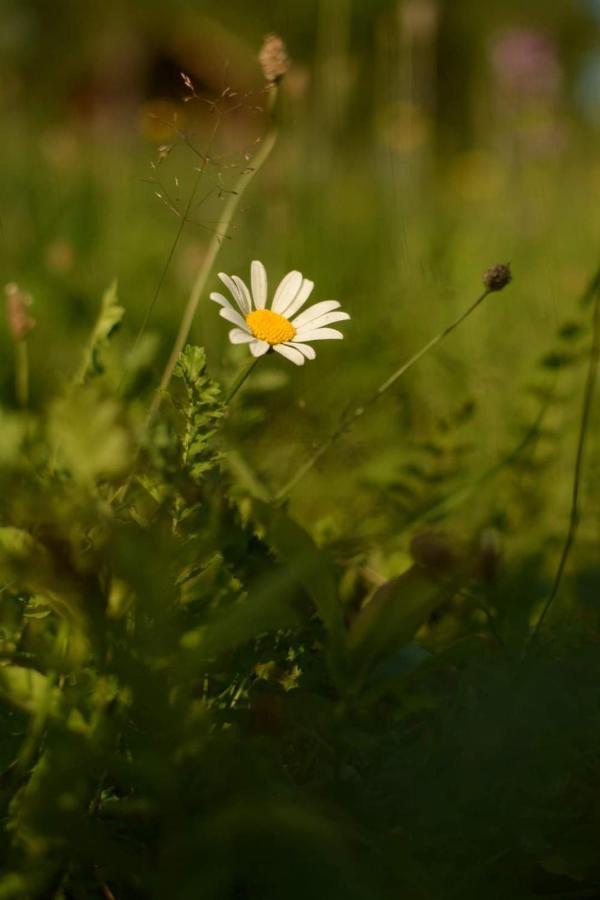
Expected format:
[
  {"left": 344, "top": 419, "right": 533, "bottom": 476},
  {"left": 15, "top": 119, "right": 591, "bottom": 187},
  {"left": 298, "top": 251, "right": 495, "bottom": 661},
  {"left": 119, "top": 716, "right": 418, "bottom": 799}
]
[{"left": 246, "top": 309, "right": 296, "bottom": 345}]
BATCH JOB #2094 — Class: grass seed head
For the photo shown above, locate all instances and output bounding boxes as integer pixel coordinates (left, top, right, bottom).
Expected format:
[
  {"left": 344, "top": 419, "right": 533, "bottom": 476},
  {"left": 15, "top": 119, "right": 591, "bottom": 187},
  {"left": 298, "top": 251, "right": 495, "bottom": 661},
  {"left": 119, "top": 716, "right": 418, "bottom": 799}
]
[
  {"left": 483, "top": 262, "right": 512, "bottom": 292},
  {"left": 259, "top": 33, "right": 290, "bottom": 84},
  {"left": 5, "top": 282, "right": 35, "bottom": 342}
]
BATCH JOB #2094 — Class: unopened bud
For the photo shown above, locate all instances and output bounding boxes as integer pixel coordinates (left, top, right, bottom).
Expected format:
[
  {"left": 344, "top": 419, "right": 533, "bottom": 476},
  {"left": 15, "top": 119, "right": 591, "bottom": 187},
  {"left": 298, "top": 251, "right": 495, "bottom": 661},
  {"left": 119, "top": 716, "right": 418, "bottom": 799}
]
[
  {"left": 410, "top": 530, "right": 459, "bottom": 579},
  {"left": 259, "top": 34, "right": 290, "bottom": 84},
  {"left": 5, "top": 283, "right": 35, "bottom": 342},
  {"left": 483, "top": 262, "right": 512, "bottom": 292}
]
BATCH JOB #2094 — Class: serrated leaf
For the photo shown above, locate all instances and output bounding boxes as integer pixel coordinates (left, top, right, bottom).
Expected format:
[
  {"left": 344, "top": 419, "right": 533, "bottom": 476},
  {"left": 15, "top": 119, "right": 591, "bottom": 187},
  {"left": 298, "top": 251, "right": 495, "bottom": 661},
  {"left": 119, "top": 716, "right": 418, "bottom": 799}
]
[{"left": 173, "top": 345, "right": 224, "bottom": 485}]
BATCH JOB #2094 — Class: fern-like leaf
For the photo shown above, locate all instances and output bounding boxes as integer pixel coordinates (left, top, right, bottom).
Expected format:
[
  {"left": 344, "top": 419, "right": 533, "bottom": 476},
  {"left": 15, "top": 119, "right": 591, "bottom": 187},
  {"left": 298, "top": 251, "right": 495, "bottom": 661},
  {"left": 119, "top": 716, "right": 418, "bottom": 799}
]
[{"left": 173, "top": 345, "right": 224, "bottom": 484}]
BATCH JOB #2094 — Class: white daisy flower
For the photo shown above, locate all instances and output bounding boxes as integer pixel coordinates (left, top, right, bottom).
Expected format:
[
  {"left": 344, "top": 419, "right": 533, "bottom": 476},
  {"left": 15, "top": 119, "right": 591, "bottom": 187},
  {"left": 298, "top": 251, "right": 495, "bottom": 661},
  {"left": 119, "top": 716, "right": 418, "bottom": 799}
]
[{"left": 210, "top": 260, "right": 350, "bottom": 366}]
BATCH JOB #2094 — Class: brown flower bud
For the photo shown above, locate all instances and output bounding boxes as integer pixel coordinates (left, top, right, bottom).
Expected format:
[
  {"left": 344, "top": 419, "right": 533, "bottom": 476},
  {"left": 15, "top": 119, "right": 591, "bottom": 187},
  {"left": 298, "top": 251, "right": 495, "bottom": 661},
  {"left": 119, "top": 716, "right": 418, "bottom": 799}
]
[
  {"left": 483, "top": 263, "right": 512, "bottom": 292},
  {"left": 410, "top": 530, "right": 459, "bottom": 579},
  {"left": 259, "top": 34, "right": 290, "bottom": 84},
  {"left": 5, "top": 283, "right": 35, "bottom": 342}
]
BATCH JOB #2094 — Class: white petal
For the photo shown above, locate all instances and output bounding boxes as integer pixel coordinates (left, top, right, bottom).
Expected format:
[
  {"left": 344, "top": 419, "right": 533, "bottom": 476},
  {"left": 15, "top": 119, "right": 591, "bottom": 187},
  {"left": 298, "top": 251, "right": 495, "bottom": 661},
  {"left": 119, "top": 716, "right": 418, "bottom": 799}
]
[
  {"left": 287, "top": 341, "right": 316, "bottom": 360},
  {"left": 294, "top": 327, "right": 344, "bottom": 342},
  {"left": 228, "top": 328, "right": 253, "bottom": 344},
  {"left": 299, "top": 311, "right": 350, "bottom": 330},
  {"left": 219, "top": 307, "right": 248, "bottom": 329},
  {"left": 279, "top": 279, "right": 315, "bottom": 319},
  {"left": 218, "top": 273, "right": 246, "bottom": 314},
  {"left": 274, "top": 344, "right": 305, "bottom": 366},
  {"left": 272, "top": 270, "right": 303, "bottom": 313},
  {"left": 210, "top": 292, "right": 235, "bottom": 311},
  {"left": 250, "top": 340, "right": 270, "bottom": 357},
  {"left": 291, "top": 300, "right": 340, "bottom": 329},
  {"left": 232, "top": 275, "right": 252, "bottom": 314},
  {"left": 251, "top": 260, "right": 268, "bottom": 309}
]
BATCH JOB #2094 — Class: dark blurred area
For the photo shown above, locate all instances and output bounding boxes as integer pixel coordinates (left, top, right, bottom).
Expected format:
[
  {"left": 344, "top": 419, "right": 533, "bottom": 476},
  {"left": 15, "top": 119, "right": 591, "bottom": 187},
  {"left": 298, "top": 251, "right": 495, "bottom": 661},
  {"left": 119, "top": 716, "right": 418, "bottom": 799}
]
[{"left": 1, "top": 0, "right": 599, "bottom": 142}]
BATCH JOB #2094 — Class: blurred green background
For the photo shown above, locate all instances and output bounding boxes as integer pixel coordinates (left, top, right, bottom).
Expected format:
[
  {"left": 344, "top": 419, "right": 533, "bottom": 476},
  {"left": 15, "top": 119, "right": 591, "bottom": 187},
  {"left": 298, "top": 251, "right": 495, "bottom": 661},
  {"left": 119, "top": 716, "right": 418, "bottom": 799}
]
[
  {"left": 1, "top": 0, "right": 599, "bottom": 552},
  {"left": 2, "top": 6, "right": 600, "bottom": 897}
]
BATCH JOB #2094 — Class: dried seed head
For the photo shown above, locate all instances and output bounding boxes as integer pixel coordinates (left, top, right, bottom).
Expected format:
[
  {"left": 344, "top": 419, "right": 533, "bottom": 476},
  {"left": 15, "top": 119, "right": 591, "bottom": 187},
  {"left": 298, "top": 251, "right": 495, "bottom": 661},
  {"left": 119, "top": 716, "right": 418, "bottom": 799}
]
[
  {"left": 259, "top": 34, "right": 290, "bottom": 84},
  {"left": 5, "top": 283, "right": 35, "bottom": 342},
  {"left": 483, "top": 262, "right": 512, "bottom": 292}
]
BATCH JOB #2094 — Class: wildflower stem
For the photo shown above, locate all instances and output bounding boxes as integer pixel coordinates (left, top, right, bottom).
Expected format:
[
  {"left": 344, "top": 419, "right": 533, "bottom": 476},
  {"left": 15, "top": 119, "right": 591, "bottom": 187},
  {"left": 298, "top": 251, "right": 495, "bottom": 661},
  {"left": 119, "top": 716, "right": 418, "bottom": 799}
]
[
  {"left": 225, "top": 357, "right": 261, "bottom": 404},
  {"left": 525, "top": 264, "right": 600, "bottom": 652},
  {"left": 15, "top": 340, "right": 29, "bottom": 408},
  {"left": 147, "top": 89, "right": 279, "bottom": 428},
  {"left": 275, "top": 288, "right": 490, "bottom": 502}
]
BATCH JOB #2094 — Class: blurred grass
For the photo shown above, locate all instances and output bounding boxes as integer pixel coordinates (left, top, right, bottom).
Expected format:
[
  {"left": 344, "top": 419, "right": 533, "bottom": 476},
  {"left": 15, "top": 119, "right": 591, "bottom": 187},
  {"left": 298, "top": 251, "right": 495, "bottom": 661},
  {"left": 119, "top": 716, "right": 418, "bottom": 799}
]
[{"left": 2, "top": 4, "right": 600, "bottom": 898}]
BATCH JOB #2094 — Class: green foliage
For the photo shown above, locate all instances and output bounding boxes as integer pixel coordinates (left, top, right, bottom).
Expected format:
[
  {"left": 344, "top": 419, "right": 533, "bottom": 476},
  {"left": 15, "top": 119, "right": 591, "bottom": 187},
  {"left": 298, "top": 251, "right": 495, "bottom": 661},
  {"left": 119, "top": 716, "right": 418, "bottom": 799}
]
[
  {"left": 2, "top": 3, "right": 600, "bottom": 895},
  {"left": 173, "top": 344, "right": 224, "bottom": 485},
  {"left": 0, "top": 313, "right": 599, "bottom": 898}
]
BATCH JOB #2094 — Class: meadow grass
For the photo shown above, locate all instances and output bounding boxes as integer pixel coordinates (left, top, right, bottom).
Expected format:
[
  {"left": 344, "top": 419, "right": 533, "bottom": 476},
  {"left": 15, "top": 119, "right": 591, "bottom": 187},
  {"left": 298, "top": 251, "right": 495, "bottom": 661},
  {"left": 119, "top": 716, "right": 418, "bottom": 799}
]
[{"left": 1, "top": 14, "right": 600, "bottom": 900}]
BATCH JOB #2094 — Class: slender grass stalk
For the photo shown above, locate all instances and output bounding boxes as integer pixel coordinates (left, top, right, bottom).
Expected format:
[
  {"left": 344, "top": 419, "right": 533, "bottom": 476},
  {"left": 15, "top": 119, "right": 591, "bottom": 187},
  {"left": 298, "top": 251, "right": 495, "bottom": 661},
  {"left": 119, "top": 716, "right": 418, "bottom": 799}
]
[
  {"left": 275, "top": 287, "right": 491, "bottom": 501},
  {"left": 111, "top": 89, "right": 279, "bottom": 508},
  {"left": 131, "top": 116, "right": 222, "bottom": 358},
  {"left": 15, "top": 340, "right": 29, "bottom": 408},
  {"left": 146, "top": 89, "right": 279, "bottom": 428},
  {"left": 525, "top": 265, "right": 600, "bottom": 651}
]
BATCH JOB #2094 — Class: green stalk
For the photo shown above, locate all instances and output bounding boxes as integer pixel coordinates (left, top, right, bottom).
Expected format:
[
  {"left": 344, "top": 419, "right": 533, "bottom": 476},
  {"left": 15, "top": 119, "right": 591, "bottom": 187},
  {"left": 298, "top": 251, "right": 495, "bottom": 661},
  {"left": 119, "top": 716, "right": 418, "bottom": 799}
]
[
  {"left": 146, "top": 89, "right": 279, "bottom": 428},
  {"left": 15, "top": 340, "right": 29, "bottom": 408},
  {"left": 275, "top": 288, "right": 490, "bottom": 501},
  {"left": 224, "top": 357, "right": 262, "bottom": 405}
]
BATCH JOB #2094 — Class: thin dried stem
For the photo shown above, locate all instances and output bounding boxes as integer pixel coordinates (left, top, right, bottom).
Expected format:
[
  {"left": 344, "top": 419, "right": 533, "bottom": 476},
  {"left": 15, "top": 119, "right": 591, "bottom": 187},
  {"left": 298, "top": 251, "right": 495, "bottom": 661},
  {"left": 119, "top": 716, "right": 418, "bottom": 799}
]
[{"left": 131, "top": 115, "right": 222, "bottom": 358}]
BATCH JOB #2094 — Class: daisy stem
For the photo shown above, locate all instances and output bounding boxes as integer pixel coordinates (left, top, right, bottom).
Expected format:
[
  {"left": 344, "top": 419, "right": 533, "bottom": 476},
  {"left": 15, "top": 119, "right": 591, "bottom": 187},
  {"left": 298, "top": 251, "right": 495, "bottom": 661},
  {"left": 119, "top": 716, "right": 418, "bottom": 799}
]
[
  {"left": 275, "top": 287, "right": 491, "bottom": 502},
  {"left": 225, "top": 357, "right": 261, "bottom": 404},
  {"left": 146, "top": 87, "right": 280, "bottom": 429}
]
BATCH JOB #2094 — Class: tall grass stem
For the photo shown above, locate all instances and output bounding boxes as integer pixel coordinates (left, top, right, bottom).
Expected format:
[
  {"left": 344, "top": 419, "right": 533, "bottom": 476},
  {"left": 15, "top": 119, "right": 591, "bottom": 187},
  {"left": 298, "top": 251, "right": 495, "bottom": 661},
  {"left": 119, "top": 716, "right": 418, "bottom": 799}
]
[
  {"left": 15, "top": 340, "right": 29, "bottom": 408},
  {"left": 276, "top": 288, "right": 491, "bottom": 501},
  {"left": 146, "top": 90, "right": 279, "bottom": 427}
]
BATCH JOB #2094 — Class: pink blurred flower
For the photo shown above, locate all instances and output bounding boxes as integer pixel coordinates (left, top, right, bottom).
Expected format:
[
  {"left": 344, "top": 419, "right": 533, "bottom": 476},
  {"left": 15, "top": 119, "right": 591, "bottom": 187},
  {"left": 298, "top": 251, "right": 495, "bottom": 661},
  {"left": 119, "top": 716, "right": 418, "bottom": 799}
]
[{"left": 490, "top": 28, "right": 562, "bottom": 98}]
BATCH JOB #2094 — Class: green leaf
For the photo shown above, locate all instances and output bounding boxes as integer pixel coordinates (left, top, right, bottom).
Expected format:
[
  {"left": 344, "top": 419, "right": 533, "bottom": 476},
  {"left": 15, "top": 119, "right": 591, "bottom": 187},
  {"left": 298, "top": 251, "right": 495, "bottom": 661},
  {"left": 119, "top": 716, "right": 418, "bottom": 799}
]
[
  {"left": 0, "top": 527, "right": 88, "bottom": 626},
  {"left": 0, "top": 667, "right": 62, "bottom": 717},
  {"left": 49, "top": 388, "right": 132, "bottom": 485},
  {"left": 251, "top": 500, "right": 344, "bottom": 641},
  {"left": 181, "top": 566, "right": 301, "bottom": 660},
  {"left": 348, "top": 565, "right": 464, "bottom": 682},
  {"left": 76, "top": 280, "right": 124, "bottom": 383}
]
